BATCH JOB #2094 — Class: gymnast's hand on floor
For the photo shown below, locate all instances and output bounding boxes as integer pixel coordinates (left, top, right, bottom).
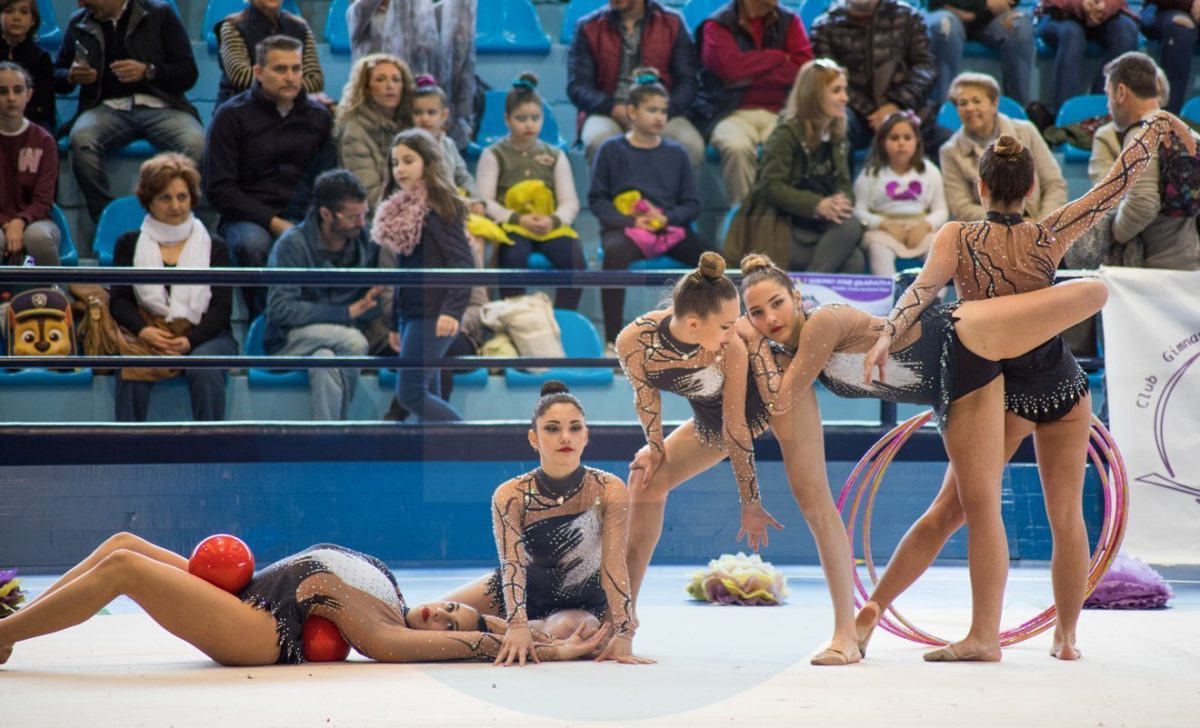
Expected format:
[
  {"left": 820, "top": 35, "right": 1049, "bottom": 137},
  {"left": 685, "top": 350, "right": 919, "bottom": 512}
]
[
  {"left": 595, "top": 635, "right": 656, "bottom": 665},
  {"left": 494, "top": 625, "right": 539, "bottom": 666},
  {"left": 738, "top": 502, "right": 784, "bottom": 552},
  {"left": 556, "top": 623, "right": 610, "bottom": 660}
]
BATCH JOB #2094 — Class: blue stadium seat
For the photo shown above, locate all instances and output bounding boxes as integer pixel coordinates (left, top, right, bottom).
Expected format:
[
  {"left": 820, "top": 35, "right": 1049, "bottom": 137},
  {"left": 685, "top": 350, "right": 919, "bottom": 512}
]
[
  {"left": 48, "top": 204, "right": 78, "bottom": 267},
  {"left": 683, "top": 0, "right": 724, "bottom": 34},
  {"left": 57, "top": 137, "right": 159, "bottom": 159},
  {"left": 798, "top": 0, "right": 827, "bottom": 30},
  {"left": 35, "top": 0, "right": 61, "bottom": 52},
  {"left": 204, "top": 0, "right": 303, "bottom": 52},
  {"left": 560, "top": 0, "right": 607, "bottom": 45},
  {"left": 719, "top": 203, "right": 740, "bottom": 245},
  {"left": 326, "top": 0, "right": 352, "bottom": 55},
  {"left": 629, "top": 256, "right": 690, "bottom": 270},
  {"left": 245, "top": 315, "right": 308, "bottom": 387},
  {"left": 527, "top": 252, "right": 554, "bottom": 270},
  {"left": 0, "top": 367, "right": 93, "bottom": 387},
  {"left": 466, "top": 90, "right": 566, "bottom": 159},
  {"left": 505, "top": 309, "right": 613, "bottom": 387},
  {"left": 1055, "top": 94, "right": 1109, "bottom": 163},
  {"left": 1182, "top": 97, "right": 1200, "bottom": 126},
  {"left": 93, "top": 196, "right": 144, "bottom": 267},
  {"left": 936, "top": 95, "right": 1027, "bottom": 132},
  {"left": 378, "top": 363, "right": 490, "bottom": 389},
  {"left": 476, "top": 0, "right": 551, "bottom": 55}
]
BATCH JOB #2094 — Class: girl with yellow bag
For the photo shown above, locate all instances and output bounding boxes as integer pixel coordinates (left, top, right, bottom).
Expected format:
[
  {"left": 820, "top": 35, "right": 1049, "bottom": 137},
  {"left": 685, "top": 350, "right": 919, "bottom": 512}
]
[{"left": 476, "top": 73, "right": 585, "bottom": 309}]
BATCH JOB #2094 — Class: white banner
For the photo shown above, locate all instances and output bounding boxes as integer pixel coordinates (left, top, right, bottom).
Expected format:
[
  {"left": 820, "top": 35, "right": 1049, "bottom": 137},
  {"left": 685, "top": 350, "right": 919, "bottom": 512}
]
[{"left": 1101, "top": 267, "right": 1200, "bottom": 565}]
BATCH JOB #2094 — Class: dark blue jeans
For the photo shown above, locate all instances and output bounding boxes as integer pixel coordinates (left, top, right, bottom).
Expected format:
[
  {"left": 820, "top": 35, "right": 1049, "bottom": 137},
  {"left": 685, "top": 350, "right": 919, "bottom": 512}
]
[
  {"left": 497, "top": 233, "right": 586, "bottom": 309},
  {"left": 114, "top": 332, "right": 237, "bottom": 422},
  {"left": 396, "top": 317, "right": 462, "bottom": 422},
  {"left": 1141, "top": 6, "right": 1198, "bottom": 113},
  {"left": 1036, "top": 14, "right": 1141, "bottom": 111}
]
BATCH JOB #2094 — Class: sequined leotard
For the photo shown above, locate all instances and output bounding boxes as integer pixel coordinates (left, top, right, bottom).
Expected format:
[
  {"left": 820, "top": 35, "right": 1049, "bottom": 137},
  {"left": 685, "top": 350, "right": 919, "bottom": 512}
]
[
  {"left": 488, "top": 466, "right": 637, "bottom": 638},
  {"left": 617, "top": 309, "right": 769, "bottom": 505},
  {"left": 882, "top": 115, "right": 1174, "bottom": 422},
  {"left": 742, "top": 302, "right": 997, "bottom": 428},
  {"left": 240, "top": 544, "right": 507, "bottom": 664}
]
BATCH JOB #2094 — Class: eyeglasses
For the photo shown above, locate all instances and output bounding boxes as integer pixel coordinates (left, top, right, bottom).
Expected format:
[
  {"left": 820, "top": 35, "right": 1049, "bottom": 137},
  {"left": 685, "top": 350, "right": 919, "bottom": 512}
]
[{"left": 333, "top": 210, "right": 368, "bottom": 223}]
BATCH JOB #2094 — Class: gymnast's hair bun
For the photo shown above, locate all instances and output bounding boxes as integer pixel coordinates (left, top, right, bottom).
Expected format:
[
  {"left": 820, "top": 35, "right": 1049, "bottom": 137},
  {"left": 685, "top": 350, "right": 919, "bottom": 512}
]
[
  {"left": 514, "top": 72, "right": 540, "bottom": 90},
  {"left": 740, "top": 254, "right": 775, "bottom": 275},
  {"left": 993, "top": 135, "right": 1025, "bottom": 159},
  {"left": 698, "top": 251, "right": 727, "bottom": 281},
  {"left": 540, "top": 379, "right": 570, "bottom": 397}
]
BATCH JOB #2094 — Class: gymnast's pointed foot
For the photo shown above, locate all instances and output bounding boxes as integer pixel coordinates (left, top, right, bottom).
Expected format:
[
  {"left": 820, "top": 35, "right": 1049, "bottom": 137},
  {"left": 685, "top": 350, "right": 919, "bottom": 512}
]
[
  {"left": 0, "top": 644, "right": 12, "bottom": 665},
  {"left": 1050, "top": 628, "right": 1081, "bottom": 661},
  {"left": 922, "top": 638, "right": 1001, "bottom": 662},
  {"left": 810, "top": 637, "right": 862, "bottom": 666},
  {"left": 855, "top": 600, "right": 882, "bottom": 658}
]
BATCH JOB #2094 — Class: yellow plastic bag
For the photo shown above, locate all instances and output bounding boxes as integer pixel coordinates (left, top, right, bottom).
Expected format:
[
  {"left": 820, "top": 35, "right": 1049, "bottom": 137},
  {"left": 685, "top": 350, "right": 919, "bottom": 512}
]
[{"left": 467, "top": 213, "right": 512, "bottom": 244}]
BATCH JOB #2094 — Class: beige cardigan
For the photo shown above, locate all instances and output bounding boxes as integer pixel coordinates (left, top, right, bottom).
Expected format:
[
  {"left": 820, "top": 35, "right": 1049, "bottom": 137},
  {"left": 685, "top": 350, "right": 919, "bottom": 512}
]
[{"left": 938, "top": 114, "right": 1067, "bottom": 221}]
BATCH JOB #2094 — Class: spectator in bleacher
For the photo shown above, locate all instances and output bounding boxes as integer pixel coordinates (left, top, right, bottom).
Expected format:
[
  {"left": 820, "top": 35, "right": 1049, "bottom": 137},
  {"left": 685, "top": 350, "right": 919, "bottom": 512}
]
[
  {"left": 1086, "top": 52, "right": 1200, "bottom": 269},
  {"left": 347, "top": 0, "right": 476, "bottom": 148},
  {"left": 0, "top": 0, "right": 55, "bottom": 132},
  {"left": 1035, "top": 0, "right": 1140, "bottom": 113},
  {"left": 373, "top": 128, "right": 473, "bottom": 422},
  {"left": 213, "top": 0, "right": 324, "bottom": 111},
  {"left": 568, "top": 0, "right": 704, "bottom": 168},
  {"left": 411, "top": 74, "right": 477, "bottom": 198},
  {"left": 203, "top": 34, "right": 336, "bottom": 320},
  {"left": 1139, "top": 0, "right": 1199, "bottom": 113},
  {"left": 54, "top": 0, "right": 204, "bottom": 222},
  {"left": 926, "top": 0, "right": 1036, "bottom": 107},
  {"left": 476, "top": 73, "right": 584, "bottom": 310},
  {"left": 938, "top": 72, "right": 1067, "bottom": 221},
  {"left": 266, "top": 169, "right": 381, "bottom": 421},
  {"left": 110, "top": 153, "right": 235, "bottom": 422},
  {"left": 0, "top": 61, "right": 58, "bottom": 268},
  {"left": 335, "top": 53, "right": 415, "bottom": 211},
  {"left": 811, "top": 0, "right": 939, "bottom": 152},
  {"left": 852, "top": 110, "right": 948, "bottom": 276},
  {"left": 588, "top": 69, "right": 715, "bottom": 350},
  {"left": 690, "top": 0, "right": 813, "bottom": 204},
  {"left": 723, "top": 58, "right": 864, "bottom": 273}
]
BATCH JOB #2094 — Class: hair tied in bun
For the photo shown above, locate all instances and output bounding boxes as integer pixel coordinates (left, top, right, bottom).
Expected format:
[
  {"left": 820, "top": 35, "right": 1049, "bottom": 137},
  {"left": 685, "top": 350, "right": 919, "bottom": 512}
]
[
  {"left": 994, "top": 135, "right": 1025, "bottom": 159},
  {"left": 540, "top": 379, "right": 570, "bottom": 397},
  {"left": 513, "top": 73, "right": 538, "bottom": 91},
  {"left": 414, "top": 74, "right": 439, "bottom": 88}
]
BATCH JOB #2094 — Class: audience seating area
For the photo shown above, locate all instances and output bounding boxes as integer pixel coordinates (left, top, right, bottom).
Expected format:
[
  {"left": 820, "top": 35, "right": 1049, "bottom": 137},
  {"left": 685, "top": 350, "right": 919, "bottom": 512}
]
[{"left": 3, "top": 0, "right": 1190, "bottom": 422}]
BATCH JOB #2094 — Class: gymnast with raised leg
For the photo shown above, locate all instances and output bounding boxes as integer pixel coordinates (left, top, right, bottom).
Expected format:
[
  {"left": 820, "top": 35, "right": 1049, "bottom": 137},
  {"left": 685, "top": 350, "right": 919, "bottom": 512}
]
[
  {"left": 853, "top": 112, "right": 1196, "bottom": 663},
  {"left": 735, "top": 254, "right": 1112, "bottom": 665},
  {"left": 0, "top": 533, "right": 606, "bottom": 667},
  {"left": 437, "top": 381, "right": 651, "bottom": 666}
]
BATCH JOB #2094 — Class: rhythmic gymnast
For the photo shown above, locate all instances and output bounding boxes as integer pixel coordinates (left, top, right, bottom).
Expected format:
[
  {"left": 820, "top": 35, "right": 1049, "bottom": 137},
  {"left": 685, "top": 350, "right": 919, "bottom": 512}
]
[
  {"left": 0, "top": 534, "right": 605, "bottom": 667},
  {"left": 438, "top": 381, "right": 651, "bottom": 666},
  {"left": 735, "top": 254, "right": 1111, "bottom": 665},
  {"left": 855, "top": 112, "right": 1196, "bottom": 662}
]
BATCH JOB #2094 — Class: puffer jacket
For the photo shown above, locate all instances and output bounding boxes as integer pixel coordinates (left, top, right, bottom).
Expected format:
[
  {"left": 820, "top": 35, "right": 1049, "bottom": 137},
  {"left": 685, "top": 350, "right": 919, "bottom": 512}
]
[{"left": 810, "top": 0, "right": 936, "bottom": 117}]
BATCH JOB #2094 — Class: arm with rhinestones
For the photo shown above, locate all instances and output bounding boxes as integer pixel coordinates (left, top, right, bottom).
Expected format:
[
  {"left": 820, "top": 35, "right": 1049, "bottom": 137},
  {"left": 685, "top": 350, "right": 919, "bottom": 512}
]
[
  {"left": 491, "top": 481, "right": 531, "bottom": 628},
  {"left": 880, "top": 224, "right": 960, "bottom": 341},
  {"left": 721, "top": 335, "right": 761, "bottom": 505},
  {"left": 369, "top": 629, "right": 575, "bottom": 663},
  {"left": 1040, "top": 114, "right": 1171, "bottom": 262},
  {"left": 598, "top": 472, "right": 638, "bottom": 639},
  {"left": 770, "top": 306, "right": 860, "bottom": 414},
  {"left": 740, "top": 317, "right": 788, "bottom": 414},
  {"left": 617, "top": 319, "right": 666, "bottom": 454}
]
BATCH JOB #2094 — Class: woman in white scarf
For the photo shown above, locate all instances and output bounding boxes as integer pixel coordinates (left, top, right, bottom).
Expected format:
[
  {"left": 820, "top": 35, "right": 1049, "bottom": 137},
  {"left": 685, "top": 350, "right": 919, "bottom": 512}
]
[{"left": 109, "top": 154, "right": 237, "bottom": 422}]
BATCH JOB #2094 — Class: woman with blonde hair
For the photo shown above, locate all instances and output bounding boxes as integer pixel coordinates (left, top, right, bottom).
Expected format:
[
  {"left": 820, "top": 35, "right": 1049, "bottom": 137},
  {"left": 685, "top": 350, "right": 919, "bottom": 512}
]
[
  {"left": 335, "top": 53, "right": 416, "bottom": 210},
  {"left": 724, "top": 58, "right": 863, "bottom": 273}
]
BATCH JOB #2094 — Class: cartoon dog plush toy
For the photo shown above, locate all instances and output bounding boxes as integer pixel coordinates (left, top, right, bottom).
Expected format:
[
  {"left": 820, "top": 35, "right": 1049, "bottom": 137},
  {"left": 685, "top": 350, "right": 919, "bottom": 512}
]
[{"left": 6, "top": 288, "right": 76, "bottom": 357}]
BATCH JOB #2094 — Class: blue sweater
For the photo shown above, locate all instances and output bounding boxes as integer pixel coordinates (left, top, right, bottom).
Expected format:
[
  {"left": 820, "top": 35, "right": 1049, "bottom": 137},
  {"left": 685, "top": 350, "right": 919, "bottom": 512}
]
[
  {"left": 588, "top": 136, "right": 700, "bottom": 230},
  {"left": 264, "top": 210, "right": 379, "bottom": 353}
]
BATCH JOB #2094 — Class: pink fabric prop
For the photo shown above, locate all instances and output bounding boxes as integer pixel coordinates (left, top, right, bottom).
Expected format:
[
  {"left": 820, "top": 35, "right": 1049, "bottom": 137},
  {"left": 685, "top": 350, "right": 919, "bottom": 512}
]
[{"left": 1084, "top": 553, "right": 1173, "bottom": 610}]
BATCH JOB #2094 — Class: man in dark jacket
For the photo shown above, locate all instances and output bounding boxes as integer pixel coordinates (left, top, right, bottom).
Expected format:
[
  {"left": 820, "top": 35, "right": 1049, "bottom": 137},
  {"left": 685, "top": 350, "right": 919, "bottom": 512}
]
[
  {"left": 568, "top": 0, "right": 704, "bottom": 166},
  {"left": 53, "top": 0, "right": 203, "bottom": 221},
  {"left": 202, "top": 34, "right": 335, "bottom": 319},
  {"left": 265, "top": 169, "right": 381, "bottom": 421},
  {"left": 691, "top": 0, "right": 813, "bottom": 204},
  {"left": 811, "top": 0, "right": 938, "bottom": 150}
]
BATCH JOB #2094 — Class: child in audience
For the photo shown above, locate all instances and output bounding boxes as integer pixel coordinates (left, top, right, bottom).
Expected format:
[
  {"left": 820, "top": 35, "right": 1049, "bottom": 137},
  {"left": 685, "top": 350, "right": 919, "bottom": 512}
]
[
  {"left": 476, "top": 72, "right": 584, "bottom": 309},
  {"left": 0, "top": 0, "right": 54, "bottom": 132},
  {"left": 588, "top": 67, "right": 714, "bottom": 349},
  {"left": 373, "top": 128, "right": 473, "bottom": 421},
  {"left": 412, "top": 74, "right": 477, "bottom": 198},
  {"left": 852, "top": 111, "right": 947, "bottom": 276}
]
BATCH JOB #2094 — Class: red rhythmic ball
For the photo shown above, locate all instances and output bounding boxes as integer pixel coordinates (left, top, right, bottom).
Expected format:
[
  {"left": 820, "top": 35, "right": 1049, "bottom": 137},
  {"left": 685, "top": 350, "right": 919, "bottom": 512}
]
[
  {"left": 188, "top": 534, "right": 255, "bottom": 593},
  {"left": 303, "top": 616, "right": 350, "bottom": 662}
]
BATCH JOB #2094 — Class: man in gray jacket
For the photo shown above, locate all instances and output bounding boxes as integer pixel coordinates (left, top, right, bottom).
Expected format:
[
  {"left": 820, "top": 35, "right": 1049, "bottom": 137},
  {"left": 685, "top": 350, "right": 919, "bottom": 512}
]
[
  {"left": 1089, "top": 52, "right": 1200, "bottom": 271},
  {"left": 265, "top": 170, "right": 383, "bottom": 420}
]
